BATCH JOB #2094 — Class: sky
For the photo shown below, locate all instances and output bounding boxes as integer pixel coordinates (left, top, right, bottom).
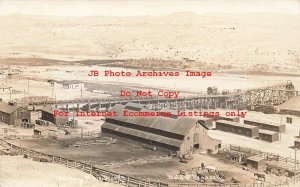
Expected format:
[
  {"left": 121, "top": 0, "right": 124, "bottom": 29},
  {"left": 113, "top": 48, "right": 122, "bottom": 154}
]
[{"left": 0, "top": 0, "right": 299, "bottom": 16}]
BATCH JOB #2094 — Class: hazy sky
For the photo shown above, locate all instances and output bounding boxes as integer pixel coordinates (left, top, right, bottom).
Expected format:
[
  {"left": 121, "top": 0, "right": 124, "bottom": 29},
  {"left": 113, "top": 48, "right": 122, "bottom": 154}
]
[{"left": 0, "top": 0, "right": 299, "bottom": 16}]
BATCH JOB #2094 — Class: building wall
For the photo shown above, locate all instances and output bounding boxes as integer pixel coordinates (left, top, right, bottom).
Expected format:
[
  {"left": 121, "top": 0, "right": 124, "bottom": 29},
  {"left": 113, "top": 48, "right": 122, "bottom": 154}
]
[
  {"left": 55, "top": 116, "right": 69, "bottom": 126},
  {"left": 259, "top": 132, "right": 279, "bottom": 142},
  {"left": 246, "top": 159, "right": 266, "bottom": 172},
  {"left": 216, "top": 121, "right": 259, "bottom": 138},
  {"left": 63, "top": 83, "right": 84, "bottom": 89},
  {"left": 180, "top": 123, "right": 221, "bottom": 155},
  {"left": 101, "top": 130, "right": 180, "bottom": 153},
  {"left": 294, "top": 141, "right": 300, "bottom": 148},
  {"left": 0, "top": 112, "right": 11, "bottom": 125},
  {"left": 41, "top": 111, "right": 55, "bottom": 123}
]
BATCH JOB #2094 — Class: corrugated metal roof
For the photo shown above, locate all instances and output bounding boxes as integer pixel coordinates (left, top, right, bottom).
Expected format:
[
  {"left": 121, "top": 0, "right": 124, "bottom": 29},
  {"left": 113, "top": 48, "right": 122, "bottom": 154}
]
[
  {"left": 102, "top": 122, "right": 183, "bottom": 147},
  {"left": 107, "top": 103, "right": 197, "bottom": 136},
  {"left": 0, "top": 102, "right": 19, "bottom": 114}
]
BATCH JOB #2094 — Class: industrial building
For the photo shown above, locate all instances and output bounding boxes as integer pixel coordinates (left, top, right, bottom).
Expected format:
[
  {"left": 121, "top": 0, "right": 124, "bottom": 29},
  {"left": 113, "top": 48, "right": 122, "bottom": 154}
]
[
  {"left": 244, "top": 118, "right": 285, "bottom": 133},
  {"left": 0, "top": 101, "right": 31, "bottom": 126},
  {"left": 40, "top": 107, "right": 69, "bottom": 126},
  {"left": 215, "top": 120, "right": 259, "bottom": 138},
  {"left": 61, "top": 80, "right": 84, "bottom": 89},
  {"left": 213, "top": 115, "right": 240, "bottom": 123},
  {"left": 259, "top": 129, "right": 279, "bottom": 142},
  {"left": 101, "top": 103, "right": 221, "bottom": 155},
  {"left": 246, "top": 156, "right": 266, "bottom": 172}
]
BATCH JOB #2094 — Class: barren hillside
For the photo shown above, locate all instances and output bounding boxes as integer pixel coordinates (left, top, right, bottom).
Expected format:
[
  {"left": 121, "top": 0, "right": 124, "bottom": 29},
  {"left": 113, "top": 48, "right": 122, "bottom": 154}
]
[{"left": 0, "top": 12, "right": 299, "bottom": 72}]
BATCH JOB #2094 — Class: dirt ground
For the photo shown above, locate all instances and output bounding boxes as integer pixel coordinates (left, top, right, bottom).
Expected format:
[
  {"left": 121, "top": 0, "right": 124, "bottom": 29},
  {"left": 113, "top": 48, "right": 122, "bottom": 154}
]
[
  {"left": 0, "top": 155, "right": 119, "bottom": 187},
  {"left": 9, "top": 138, "right": 163, "bottom": 164}
]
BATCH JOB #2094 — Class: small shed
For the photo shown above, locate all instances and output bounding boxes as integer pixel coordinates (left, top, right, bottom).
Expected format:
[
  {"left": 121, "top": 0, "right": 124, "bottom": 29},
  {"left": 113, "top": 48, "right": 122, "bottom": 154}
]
[
  {"left": 294, "top": 139, "right": 300, "bottom": 149},
  {"left": 246, "top": 156, "right": 266, "bottom": 172},
  {"left": 61, "top": 80, "right": 84, "bottom": 89},
  {"left": 259, "top": 129, "right": 279, "bottom": 142},
  {"left": 33, "top": 129, "right": 42, "bottom": 137},
  {"left": 7, "top": 72, "right": 19, "bottom": 79},
  {"left": 207, "top": 87, "right": 218, "bottom": 95}
]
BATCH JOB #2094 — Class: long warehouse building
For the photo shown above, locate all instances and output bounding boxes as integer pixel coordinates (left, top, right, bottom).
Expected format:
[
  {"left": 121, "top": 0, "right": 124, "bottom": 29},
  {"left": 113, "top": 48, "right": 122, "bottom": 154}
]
[
  {"left": 215, "top": 120, "right": 259, "bottom": 138},
  {"left": 101, "top": 103, "right": 221, "bottom": 156},
  {"left": 244, "top": 118, "right": 285, "bottom": 133}
]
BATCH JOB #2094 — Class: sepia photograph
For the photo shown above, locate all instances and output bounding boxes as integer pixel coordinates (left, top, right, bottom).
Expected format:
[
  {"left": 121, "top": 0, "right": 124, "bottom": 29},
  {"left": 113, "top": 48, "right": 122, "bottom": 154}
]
[{"left": 0, "top": 0, "right": 300, "bottom": 186}]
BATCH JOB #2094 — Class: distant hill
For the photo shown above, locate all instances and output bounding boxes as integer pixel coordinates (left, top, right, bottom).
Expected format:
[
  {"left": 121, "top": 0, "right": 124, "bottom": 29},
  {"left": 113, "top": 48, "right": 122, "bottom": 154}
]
[{"left": 0, "top": 12, "right": 299, "bottom": 72}]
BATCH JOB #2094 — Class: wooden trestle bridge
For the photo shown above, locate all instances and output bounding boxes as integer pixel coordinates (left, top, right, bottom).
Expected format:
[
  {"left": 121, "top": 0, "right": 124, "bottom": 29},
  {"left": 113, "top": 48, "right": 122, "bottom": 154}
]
[{"left": 29, "top": 81, "right": 299, "bottom": 112}]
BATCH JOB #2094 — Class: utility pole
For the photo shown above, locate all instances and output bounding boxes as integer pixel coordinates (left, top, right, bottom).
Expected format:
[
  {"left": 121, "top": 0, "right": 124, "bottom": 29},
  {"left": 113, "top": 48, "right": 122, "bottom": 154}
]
[
  {"left": 9, "top": 88, "right": 11, "bottom": 102},
  {"left": 28, "top": 79, "right": 29, "bottom": 93},
  {"left": 295, "top": 148, "right": 297, "bottom": 184}
]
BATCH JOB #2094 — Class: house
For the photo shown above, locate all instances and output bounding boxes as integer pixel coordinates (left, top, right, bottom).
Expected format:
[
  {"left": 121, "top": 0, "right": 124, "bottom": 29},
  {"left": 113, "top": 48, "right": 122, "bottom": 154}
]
[
  {"left": 101, "top": 103, "right": 221, "bottom": 156},
  {"left": 0, "top": 101, "right": 31, "bottom": 126},
  {"left": 61, "top": 80, "right": 84, "bottom": 89}
]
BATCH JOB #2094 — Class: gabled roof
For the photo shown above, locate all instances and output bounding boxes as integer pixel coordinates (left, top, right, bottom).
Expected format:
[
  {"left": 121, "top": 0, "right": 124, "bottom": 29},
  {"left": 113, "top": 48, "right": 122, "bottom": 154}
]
[
  {"left": 102, "top": 122, "right": 183, "bottom": 147},
  {"left": 106, "top": 103, "right": 197, "bottom": 136},
  {"left": 0, "top": 102, "right": 19, "bottom": 114}
]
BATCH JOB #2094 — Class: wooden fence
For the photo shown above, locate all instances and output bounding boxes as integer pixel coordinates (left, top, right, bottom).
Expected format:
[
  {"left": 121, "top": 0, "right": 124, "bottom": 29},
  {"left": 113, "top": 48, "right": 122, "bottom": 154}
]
[
  {"left": 0, "top": 139, "right": 296, "bottom": 187},
  {"left": 0, "top": 138, "right": 168, "bottom": 187},
  {"left": 229, "top": 144, "right": 300, "bottom": 170}
]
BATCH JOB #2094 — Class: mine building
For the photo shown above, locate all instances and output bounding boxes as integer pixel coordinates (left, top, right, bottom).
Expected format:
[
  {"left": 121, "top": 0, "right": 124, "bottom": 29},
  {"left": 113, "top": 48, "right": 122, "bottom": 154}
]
[
  {"left": 244, "top": 118, "right": 285, "bottom": 133},
  {"left": 0, "top": 101, "right": 31, "bottom": 126},
  {"left": 246, "top": 156, "right": 266, "bottom": 172},
  {"left": 215, "top": 120, "right": 259, "bottom": 138},
  {"left": 39, "top": 107, "right": 69, "bottom": 126},
  {"left": 101, "top": 103, "right": 221, "bottom": 155},
  {"left": 259, "top": 129, "right": 279, "bottom": 142},
  {"left": 61, "top": 80, "right": 84, "bottom": 89}
]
